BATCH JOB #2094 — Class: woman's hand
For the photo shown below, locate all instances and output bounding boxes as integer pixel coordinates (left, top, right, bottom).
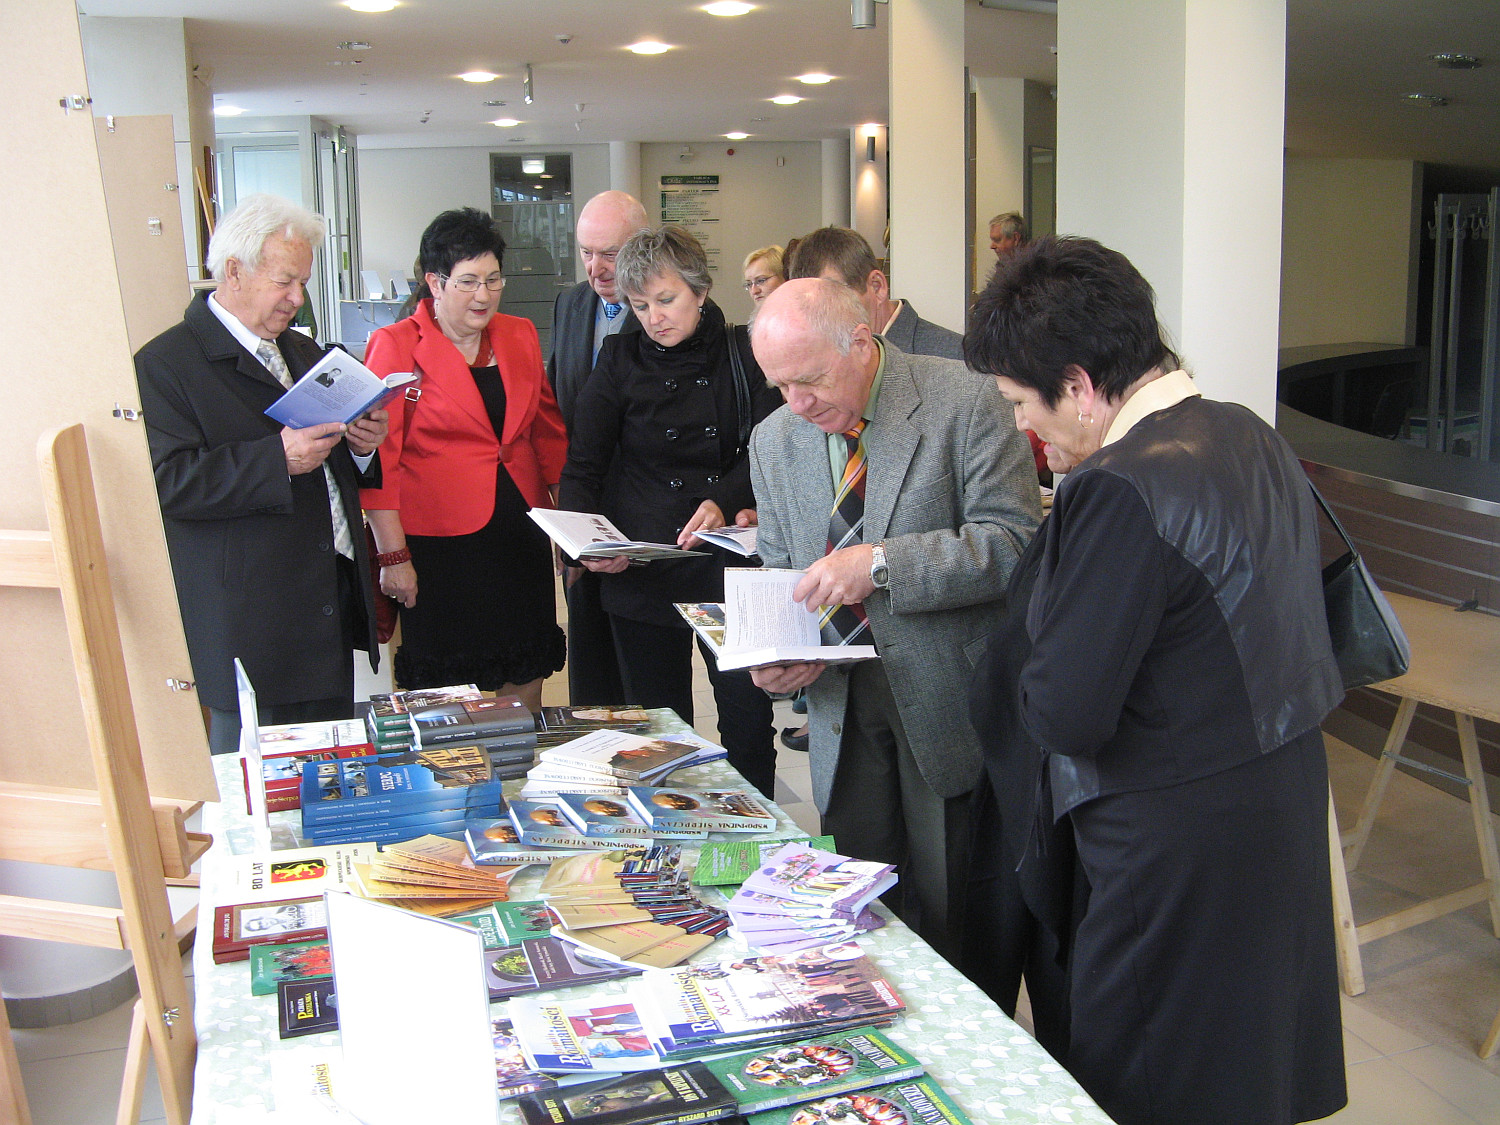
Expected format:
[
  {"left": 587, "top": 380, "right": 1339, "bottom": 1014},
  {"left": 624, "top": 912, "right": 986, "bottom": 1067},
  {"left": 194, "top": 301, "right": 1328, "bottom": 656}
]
[
  {"left": 381, "top": 560, "right": 418, "bottom": 607},
  {"left": 583, "top": 555, "right": 632, "bottom": 574},
  {"left": 678, "top": 499, "right": 727, "bottom": 548}
]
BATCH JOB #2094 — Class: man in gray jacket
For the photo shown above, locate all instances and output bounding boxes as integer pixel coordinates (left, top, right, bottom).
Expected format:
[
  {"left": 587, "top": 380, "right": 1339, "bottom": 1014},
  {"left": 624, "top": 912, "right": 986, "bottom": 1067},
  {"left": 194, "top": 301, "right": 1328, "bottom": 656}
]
[{"left": 747, "top": 279, "right": 1040, "bottom": 958}]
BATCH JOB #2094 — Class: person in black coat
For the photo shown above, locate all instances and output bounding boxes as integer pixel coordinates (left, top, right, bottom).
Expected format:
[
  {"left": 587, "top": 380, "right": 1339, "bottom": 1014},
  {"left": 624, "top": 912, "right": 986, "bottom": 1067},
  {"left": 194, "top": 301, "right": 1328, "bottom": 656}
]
[
  {"left": 134, "top": 193, "right": 386, "bottom": 754},
  {"left": 964, "top": 236, "right": 1346, "bottom": 1125},
  {"left": 559, "top": 225, "right": 782, "bottom": 796}
]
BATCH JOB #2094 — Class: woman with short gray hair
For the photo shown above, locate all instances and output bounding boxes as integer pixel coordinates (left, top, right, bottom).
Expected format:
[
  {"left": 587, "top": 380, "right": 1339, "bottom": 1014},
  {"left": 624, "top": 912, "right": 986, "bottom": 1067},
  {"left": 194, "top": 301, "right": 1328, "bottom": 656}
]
[{"left": 560, "top": 225, "right": 782, "bottom": 796}]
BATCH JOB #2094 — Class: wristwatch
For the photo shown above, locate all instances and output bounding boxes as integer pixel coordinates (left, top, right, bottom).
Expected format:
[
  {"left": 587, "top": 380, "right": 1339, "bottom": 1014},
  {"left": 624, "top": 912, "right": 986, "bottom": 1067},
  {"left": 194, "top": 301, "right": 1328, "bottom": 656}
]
[{"left": 869, "top": 543, "right": 890, "bottom": 589}]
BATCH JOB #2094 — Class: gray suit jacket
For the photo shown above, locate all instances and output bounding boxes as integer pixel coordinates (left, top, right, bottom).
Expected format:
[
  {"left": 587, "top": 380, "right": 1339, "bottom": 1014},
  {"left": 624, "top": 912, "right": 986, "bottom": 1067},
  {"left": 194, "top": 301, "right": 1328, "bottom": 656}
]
[
  {"left": 882, "top": 301, "right": 964, "bottom": 363},
  {"left": 547, "top": 280, "right": 638, "bottom": 434},
  {"left": 750, "top": 343, "right": 1041, "bottom": 808}
]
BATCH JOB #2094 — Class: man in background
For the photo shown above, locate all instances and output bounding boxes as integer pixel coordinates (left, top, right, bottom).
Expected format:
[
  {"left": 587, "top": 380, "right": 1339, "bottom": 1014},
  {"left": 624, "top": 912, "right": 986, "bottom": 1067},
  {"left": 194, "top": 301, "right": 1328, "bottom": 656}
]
[
  {"left": 747, "top": 278, "right": 1040, "bottom": 960},
  {"left": 547, "top": 190, "right": 649, "bottom": 705},
  {"left": 788, "top": 226, "right": 964, "bottom": 362},
  {"left": 988, "top": 211, "right": 1028, "bottom": 260},
  {"left": 134, "top": 193, "right": 386, "bottom": 754}
]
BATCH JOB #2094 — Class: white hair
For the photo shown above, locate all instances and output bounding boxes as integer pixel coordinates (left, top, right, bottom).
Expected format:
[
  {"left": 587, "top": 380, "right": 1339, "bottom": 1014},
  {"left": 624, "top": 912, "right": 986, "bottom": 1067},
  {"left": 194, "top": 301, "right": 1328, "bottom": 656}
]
[{"left": 207, "top": 194, "right": 327, "bottom": 281}]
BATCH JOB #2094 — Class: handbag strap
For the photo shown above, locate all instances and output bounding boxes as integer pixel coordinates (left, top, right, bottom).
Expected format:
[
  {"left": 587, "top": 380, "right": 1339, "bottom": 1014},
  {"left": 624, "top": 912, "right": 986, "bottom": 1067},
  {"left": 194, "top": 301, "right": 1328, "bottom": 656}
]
[
  {"left": 1308, "top": 478, "right": 1358, "bottom": 556},
  {"left": 723, "top": 322, "right": 753, "bottom": 453}
]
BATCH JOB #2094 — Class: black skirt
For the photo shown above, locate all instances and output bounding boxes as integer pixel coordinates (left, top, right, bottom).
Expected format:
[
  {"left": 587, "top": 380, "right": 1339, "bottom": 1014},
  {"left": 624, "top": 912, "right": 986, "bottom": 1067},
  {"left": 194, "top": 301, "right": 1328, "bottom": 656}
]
[{"left": 393, "top": 363, "right": 565, "bottom": 690}]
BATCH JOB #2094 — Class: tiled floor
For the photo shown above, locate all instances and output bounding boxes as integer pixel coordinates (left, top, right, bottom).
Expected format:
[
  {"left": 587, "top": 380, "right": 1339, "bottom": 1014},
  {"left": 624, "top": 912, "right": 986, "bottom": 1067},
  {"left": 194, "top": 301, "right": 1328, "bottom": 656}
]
[{"left": 12, "top": 615, "right": 1500, "bottom": 1122}]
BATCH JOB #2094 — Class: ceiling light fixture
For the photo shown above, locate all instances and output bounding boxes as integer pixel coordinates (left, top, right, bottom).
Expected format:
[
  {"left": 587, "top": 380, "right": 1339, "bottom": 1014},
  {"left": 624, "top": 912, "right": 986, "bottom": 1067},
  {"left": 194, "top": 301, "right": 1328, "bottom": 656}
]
[
  {"left": 1404, "top": 92, "right": 1451, "bottom": 106},
  {"left": 212, "top": 104, "right": 245, "bottom": 117},
  {"left": 491, "top": 117, "right": 521, "bottom": 127},
  {"left": 703, "top": 2, "right": 754, "bottom": 14},
  {"left": 484, "top": 99, "right": 506, "bottom": 107},
  {"left": 1430, "top": 53, "right": 1481, "bottom": 69},
  {"left": 628, "top": 40, "right": 672, "bottom": 55},
  {"left": 459, "top": 70, "right": 498, "bottom": 83},
  {"left": 522, "top": 158, "right": 545, "bottom": 174},
  {"left": 725, "top": 131, "right": 749, "bottom": 139},
  {"left": 345, "top": 0, "right": 397, "bottom": 12},
  {"left": 337, "top": 41, "right": 372, "bottom": 51},
  {"left": 797, "top": 73, "right": 833, "bottom": 84},
  {"left": 770, "top": 94, "right": 802, "bottom": 105},
  {"left": 328, "top": 58, "right": 364, "bottom": 66}
]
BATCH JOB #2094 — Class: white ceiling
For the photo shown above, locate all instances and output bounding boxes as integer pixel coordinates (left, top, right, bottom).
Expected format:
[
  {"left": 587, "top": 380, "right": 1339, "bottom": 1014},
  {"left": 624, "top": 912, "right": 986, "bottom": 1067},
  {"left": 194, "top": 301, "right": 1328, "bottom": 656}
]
[{"left": 74, "top": 0, "right": 1500, "bottom": 172}]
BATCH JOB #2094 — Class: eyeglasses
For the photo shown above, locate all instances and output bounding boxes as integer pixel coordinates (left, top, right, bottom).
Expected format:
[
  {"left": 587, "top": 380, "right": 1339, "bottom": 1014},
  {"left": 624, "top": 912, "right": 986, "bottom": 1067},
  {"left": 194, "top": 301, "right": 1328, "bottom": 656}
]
[
  {"left": 440, "top": 274, "right": 506, "bottom": 293},
  {"left": 743, "top": 275, "right": 776, "bottom": 291}
]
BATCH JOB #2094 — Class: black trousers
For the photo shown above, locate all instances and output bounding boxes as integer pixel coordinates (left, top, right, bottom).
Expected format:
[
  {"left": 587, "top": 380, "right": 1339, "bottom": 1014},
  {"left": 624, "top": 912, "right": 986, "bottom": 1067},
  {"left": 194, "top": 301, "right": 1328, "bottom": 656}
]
[
  {"left": 608, "top": 614, "right": 776, "bottom": 798},
  {"left": 208, "top": 554, "right": 360, "bottom": 754},
  {"left": 565, "top": 569, "right": 627, "bottom": 706}
]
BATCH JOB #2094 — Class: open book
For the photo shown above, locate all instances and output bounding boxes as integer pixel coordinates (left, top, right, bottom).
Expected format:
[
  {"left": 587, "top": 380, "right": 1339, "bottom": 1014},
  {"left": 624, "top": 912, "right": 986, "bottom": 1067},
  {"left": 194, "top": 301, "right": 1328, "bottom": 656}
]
[
  {"left": 675, "top": 568, "right": 879, "bottom": 671},
  {"left": 528, "top": 509, "right": 706, "bottom": 561},
  {"left": 691, "top": 524, "right": 758, "bottom": 556},
  {"left": 264, "top": 349, "right": 418, "bottom": 428}
]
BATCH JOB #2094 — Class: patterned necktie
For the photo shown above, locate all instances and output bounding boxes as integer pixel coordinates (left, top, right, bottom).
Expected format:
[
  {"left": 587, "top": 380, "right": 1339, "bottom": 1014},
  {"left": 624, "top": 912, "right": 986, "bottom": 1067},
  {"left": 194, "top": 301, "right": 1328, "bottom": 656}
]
[
  {"left": 259, "top": 340, "right": 355, "bottom": 560},
  {"left": 819, "top": 421, "right": 869, "bottom": 645},
  {"left": 603, "top": 302, "right": 623, "bottom": 320}
]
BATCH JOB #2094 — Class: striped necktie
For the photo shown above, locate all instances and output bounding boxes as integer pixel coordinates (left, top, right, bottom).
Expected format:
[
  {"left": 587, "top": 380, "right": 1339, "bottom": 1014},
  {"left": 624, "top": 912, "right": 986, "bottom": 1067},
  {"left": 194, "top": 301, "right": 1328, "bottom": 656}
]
[
  {"left": 258, "top": 339, "right": 355, "bottom": 560},
  {"left": 818, "top": 421, "right": 869, "bottom": 645}
]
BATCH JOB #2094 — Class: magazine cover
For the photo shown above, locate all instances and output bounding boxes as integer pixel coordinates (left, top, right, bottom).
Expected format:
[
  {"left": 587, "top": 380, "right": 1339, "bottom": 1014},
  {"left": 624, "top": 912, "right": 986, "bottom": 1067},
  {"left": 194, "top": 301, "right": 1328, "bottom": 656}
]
[
  {"left": 635, "top": 944, "right": 905, "bottom": 1053},
  {"left": 738, "top": 844, "right": 897, "bottom": 916},
  {"left": 627, "top": 787, "right": 777, "bottom": 834},
  {"left": 509, "top": 996, "right": 664, "bottom": 1073},
  {"left": 516, "top": 1063, "right": 737, "bottom": 1125},
  {"left": 743, "top": 1076, "right": 975, "bottom": 1125},
  {"left": 702, "top": 1027, "right": 923, "bottom": 1116}
]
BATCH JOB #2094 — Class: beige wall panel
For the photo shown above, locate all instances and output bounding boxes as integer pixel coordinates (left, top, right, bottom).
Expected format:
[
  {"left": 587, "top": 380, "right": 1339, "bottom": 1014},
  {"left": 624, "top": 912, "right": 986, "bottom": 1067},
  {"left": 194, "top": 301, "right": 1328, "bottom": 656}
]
[{"left": 0, "top": 0, "right": 215, "bottom": 801}]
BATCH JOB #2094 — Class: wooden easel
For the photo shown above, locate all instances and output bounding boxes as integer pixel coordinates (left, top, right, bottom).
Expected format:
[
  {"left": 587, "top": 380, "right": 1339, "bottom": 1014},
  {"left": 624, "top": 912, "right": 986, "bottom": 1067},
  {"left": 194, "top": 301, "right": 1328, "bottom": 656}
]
[{"left": 0, "top": 424, "right": 208, "bottom": 1125}]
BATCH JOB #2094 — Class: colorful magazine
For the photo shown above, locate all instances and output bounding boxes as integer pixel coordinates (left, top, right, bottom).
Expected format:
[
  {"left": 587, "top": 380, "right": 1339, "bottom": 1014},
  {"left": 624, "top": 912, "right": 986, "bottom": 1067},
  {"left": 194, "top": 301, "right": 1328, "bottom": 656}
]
[
  {"left": 701, "top": 1027, "right": 924, "bottom": 1116},
  {"left": 509, "top": 996, "right": 664, "bottom": 1073},
  {"left": 743, "top": 1075, "right": 976, "bottom": 1124},
  {"left": 737, "top": 844, "right": 896, "bottom": 916},
  {"left": 692, "top": 837, "right": 836, "bottom": 887}
]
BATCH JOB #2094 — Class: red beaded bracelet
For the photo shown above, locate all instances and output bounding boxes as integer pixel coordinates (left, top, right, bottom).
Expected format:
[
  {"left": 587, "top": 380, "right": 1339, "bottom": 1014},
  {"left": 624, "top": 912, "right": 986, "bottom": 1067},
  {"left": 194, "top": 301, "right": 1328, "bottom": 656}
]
[{"left": 373, "top": 547, "right": 411, "bottom": 567}]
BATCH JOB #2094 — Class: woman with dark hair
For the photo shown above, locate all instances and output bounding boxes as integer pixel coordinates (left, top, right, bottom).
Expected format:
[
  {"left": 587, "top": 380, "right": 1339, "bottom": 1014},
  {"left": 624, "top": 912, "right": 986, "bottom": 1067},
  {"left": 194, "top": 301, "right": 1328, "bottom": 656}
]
[
  {"left": 560, "top": 225, "right": 782, "bottom": 796},
  {"left": 963, "top": 235, "right": 1346, "bottom": 1125},
  {"left": 361, "top": 207, "right": 567, "bottom": 709}
]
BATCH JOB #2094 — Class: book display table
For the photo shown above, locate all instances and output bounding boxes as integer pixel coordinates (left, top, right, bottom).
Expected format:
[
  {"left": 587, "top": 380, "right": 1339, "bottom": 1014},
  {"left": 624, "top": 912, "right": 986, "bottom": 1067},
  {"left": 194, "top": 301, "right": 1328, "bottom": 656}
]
[{"left": 189, "top": 710, "right": 1112, "bottom": 1123}]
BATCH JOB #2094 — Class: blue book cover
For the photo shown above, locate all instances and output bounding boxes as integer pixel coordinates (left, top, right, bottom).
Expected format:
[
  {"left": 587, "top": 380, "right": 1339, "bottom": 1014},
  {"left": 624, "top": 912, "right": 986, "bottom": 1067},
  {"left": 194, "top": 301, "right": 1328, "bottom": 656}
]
[{"left": 300, "top": 752, "right": 499, "bottom": 825}]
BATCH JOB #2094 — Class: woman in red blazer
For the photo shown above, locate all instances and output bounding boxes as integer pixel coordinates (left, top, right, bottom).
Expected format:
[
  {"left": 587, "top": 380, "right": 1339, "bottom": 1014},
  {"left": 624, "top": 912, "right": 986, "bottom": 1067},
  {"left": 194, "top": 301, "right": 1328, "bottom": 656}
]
[{"left": 361, "top": 208, "right": 567, "bottom": 709}]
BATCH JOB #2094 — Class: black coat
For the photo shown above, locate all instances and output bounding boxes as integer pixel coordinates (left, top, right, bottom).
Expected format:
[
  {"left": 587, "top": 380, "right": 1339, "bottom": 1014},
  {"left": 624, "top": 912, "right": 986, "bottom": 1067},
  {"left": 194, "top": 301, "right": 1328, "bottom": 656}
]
[
  {"left": 134, "top": 292, "right": 381, "bottom": 711},
  {"left": 559, "top": 299, "right": 782, "bottom": 628}
]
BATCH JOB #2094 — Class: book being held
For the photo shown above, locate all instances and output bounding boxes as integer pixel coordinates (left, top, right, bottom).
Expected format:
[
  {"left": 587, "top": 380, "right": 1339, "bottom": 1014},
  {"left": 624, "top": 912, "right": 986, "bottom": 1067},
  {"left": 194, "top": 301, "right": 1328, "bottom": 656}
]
[
  {"left": 675, "top": 568, "right": 878, "bottom": 672},
  {"left": 263, "top": 348, "right": 418, "bottom": 429},
  {"left": 528, "top": 508, "right": 706, "bottom": 561}
]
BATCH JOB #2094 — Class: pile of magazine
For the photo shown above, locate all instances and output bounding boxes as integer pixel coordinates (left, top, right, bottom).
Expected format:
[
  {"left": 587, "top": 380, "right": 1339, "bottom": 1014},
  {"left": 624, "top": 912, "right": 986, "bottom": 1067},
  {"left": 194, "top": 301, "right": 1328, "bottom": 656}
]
[{"left": 725, "top": 842, "right": 894, "bottom": 954}]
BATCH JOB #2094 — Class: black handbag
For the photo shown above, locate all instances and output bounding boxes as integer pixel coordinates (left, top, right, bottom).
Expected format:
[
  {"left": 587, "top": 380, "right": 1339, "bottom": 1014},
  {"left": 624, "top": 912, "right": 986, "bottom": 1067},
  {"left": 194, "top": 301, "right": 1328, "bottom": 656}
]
[{"left": 1310, "top": 482, "right": 1411, "bottom": 689}]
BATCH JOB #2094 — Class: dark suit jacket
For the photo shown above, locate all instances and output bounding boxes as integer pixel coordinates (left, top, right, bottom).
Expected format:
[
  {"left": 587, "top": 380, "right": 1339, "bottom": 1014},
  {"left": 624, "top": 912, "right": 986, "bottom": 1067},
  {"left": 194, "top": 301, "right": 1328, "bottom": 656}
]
[
  {"left": 547, "top": 280, "right": 638, "bottom": 434},
  {"left": 134, "top": 292, "right": 381, "bottom": 712},
  {"left": 882, "top": 301, "right": 965, "bottom": 363}
]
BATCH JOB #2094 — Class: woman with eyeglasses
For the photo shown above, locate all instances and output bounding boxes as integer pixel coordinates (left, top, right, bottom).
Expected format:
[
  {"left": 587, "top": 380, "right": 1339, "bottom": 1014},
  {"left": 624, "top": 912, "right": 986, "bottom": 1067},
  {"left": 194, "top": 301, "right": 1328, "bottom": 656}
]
[
  {"left": 741, "top": 244, "right": 786, "bottom": 308},
  {"left": 361, "top": 207, "right": 568, "bottom": 708}
]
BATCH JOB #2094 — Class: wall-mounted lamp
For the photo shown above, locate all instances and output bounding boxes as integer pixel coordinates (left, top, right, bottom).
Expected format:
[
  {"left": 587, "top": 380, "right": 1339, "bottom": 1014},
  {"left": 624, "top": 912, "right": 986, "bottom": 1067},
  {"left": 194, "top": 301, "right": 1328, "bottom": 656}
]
[
  {"left": 866, "top": 136, "right": 876, "bottom": 162},
  {"left": 853, "top": 0, "right": 887, "bottom": 30},
  {"left": 523, "top": 63, "right": 534, "bottom": 104}
]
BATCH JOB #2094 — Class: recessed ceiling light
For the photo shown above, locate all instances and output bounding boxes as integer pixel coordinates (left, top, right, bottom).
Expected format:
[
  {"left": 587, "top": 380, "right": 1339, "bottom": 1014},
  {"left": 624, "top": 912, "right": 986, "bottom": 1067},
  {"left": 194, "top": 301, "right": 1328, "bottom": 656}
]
[
  {"left": 725, "top": 131, "right": 750, "bottom": 139},
  {"left": 702, "top": 2, "right": 754, "bottom": 14},
  {"left": 459, "top": 70, "right": 498, "bottom": 83},
  {"left": 212, "top": 104, "right": 245, "bottom": 117},
  {"left": 1404, "top": 92, "right": 1451, "bottom": 106},
  {"left": 627, "top": 40, "right": 672, "bottom": 55},
  {"left": 337, "top": 41, "right": 372, "bottom": 51},
  {"left": 491, "top": 117, "right": 521, "bottom": 127},
  {"left": 770, "top": 95, "right": 802, "bottom": 105},
  {"left": 796, "top": 72, "right": 833, "bottom": 84},
  {"left": 1430, "top": 53, "right": 1481, "bottom": 69},
  {"left": 345, "top": 0, "right": 397, "bottom": 11}
]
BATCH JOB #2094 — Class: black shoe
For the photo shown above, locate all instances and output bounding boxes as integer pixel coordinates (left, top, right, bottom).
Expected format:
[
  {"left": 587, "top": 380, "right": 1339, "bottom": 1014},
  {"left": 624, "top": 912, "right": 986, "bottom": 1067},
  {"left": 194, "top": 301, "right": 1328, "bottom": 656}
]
[{"left": 780, "top": 726, "right": 809, "bottom": 753}]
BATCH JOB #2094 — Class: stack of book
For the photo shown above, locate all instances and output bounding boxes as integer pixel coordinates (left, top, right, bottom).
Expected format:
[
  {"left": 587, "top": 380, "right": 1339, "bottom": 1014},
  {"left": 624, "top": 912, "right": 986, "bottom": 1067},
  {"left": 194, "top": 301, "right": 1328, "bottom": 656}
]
[
  {"left": 241, "top": 718, "right": 374, "bottom": 813},
  {"left": 725, "top": 842, "right": 894, "bottom": 954},
  {"left": 533, "top": 704, "right": 652, "bottom": 748},
  {"left": 348, "top": 833, "right": 524, "bottom": 911},
  {"left": 360, "top": 684, "right": 483, "bottom": 754},
  {"left": 407, "top": 694, "right": 537, "bottom": 779},
  {"left": 299, "top": 745, "right": 502, "bottom": 845},
  {"left": 519, "top": 726, "right": 729, "bottom": 803},
  {"left": 625, "top": 787, "right": 777, "bottom": 836},
  {"left": 691, "top": 836, "right": 837, "bottom": 888}
]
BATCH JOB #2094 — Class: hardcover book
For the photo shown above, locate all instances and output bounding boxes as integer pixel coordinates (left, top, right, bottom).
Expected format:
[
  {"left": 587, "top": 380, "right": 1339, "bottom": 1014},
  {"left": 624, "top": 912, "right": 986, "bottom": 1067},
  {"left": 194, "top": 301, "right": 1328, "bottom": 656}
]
[
  {"left": 516, "top": 1063, "right": 737, "bottom": 1125},
  {"left": 539, "top": 730, "right": 701, "bottom": 783},
  {"left": 213, "top": 896, "right": 329, "bottom": 963},
  {"left": 626, "top": 787, "right": 777, "bottom": 834},
  {"left": 277, "top": 977, "right": 339, "bottom": 1039},
  {"left": 743, "top": 1075, "right": 975, "bottom": 1125},
  {"left": 249, "top": 939, "right": 332, "bottom": 996},
  {"left": 409, "top": 695, "right": 535, "bottom": 747},
  {"left": 700, "top": 1027, "right": 923, "bottom": 1116}
]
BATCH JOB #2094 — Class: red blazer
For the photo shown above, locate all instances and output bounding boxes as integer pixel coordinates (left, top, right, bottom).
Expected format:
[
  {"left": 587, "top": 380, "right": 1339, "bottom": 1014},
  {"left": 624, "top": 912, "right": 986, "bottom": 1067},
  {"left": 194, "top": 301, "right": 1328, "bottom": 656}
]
[{"left": 360, "top": 300, "right": 567, "bottom": 536}]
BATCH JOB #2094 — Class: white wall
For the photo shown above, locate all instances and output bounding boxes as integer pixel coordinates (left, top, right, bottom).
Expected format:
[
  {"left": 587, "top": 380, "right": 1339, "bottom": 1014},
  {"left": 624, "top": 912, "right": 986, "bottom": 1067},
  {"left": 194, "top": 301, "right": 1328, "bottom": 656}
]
[
  {"left": 356, "top": 144, "right": 609, "bottom": 278},
  {"left": 973, "top": 75, "right": 1026, "bottom": 285},
  {"left": 640, "top": 141, "right": 824, "bottom": 324},
  {"left": 1280, "top": 156, "right": 1420, "bottom": 349}
]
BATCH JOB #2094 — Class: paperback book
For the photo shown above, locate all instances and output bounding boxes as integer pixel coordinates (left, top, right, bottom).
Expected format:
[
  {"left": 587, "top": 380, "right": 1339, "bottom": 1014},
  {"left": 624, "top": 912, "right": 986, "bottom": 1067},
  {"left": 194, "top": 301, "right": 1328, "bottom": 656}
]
[
  {"left": 220, "top": 843, "right": 375, "bottom": 904},
  {"left": 299, "top": 751, "right": 501, "bottom": 826},
  {"left": 692, "top": 837, "right": 836, "bottom": 887},
  {"left": 516, "top": 1063, "right": 737, "bottom": 1125},
  {"left": 626, "top": 787, "right": 777, "bottom": 835},
  {"left": 528, "top": 508, "right": 706, "bottom": 562},
  {"left": 364, "top": 684, "right": 482, "bottom": 736},
  {"left": 277, "top": 978, "right": 339, "bottom": 1039},
  {"left": 493, "top": 1016, "right": 562, "bottom": 1101},
  {"left": 509, "top": 799, "right": 623, "bottom": 849},
  {"left": 737, "top": 843, "right": 897, "bottom": 917},
  {"left": 249, "top": 939, "right": 332, "bottom": 996},
  {"left": 465, "top": 817, "right": 617, "bottom": 864},
  {"left": 555, "top": 792, "right": 672, "bottom": 841},
  {"left": 263, "top": 348, "right": 417, "bottom": 429},
  {"left": 700, "top": 1027, "right": 924, "bottom": 1116},
  {"left": 408, "top": 694, "right": 535, "bottom": 747},
  {"left": 743, "top": 1075, "right": 976, "bottom": 1125},
  {"left": 509, "top": 996, "right": 664, "bottom": 1073},
  {"left": 539, "top": 730, "right": 702, "bottom": 783},
  {"left": 536, "top": 705, "right": 653, "bottom": 741}
]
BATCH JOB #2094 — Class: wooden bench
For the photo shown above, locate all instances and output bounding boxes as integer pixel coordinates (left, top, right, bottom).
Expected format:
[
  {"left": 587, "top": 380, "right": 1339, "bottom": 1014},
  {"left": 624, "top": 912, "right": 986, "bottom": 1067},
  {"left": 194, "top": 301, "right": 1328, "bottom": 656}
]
[{"left": 1327, "top": 590, "right": 1500, "bottom": 1057}]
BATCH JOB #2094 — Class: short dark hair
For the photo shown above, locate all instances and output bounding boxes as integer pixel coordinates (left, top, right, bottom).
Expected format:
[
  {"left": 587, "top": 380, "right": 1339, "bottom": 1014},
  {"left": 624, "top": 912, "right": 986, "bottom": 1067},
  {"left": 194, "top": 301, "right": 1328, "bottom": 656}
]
[
  {"left": 418, "top": 207, "right": 506, "bottom": 280},
  {"left": 787, "top": 227, "right": 878, "bottom": 291},
  {"left": 965, "top": 235, "right": 1180, "bottom": 407}
]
